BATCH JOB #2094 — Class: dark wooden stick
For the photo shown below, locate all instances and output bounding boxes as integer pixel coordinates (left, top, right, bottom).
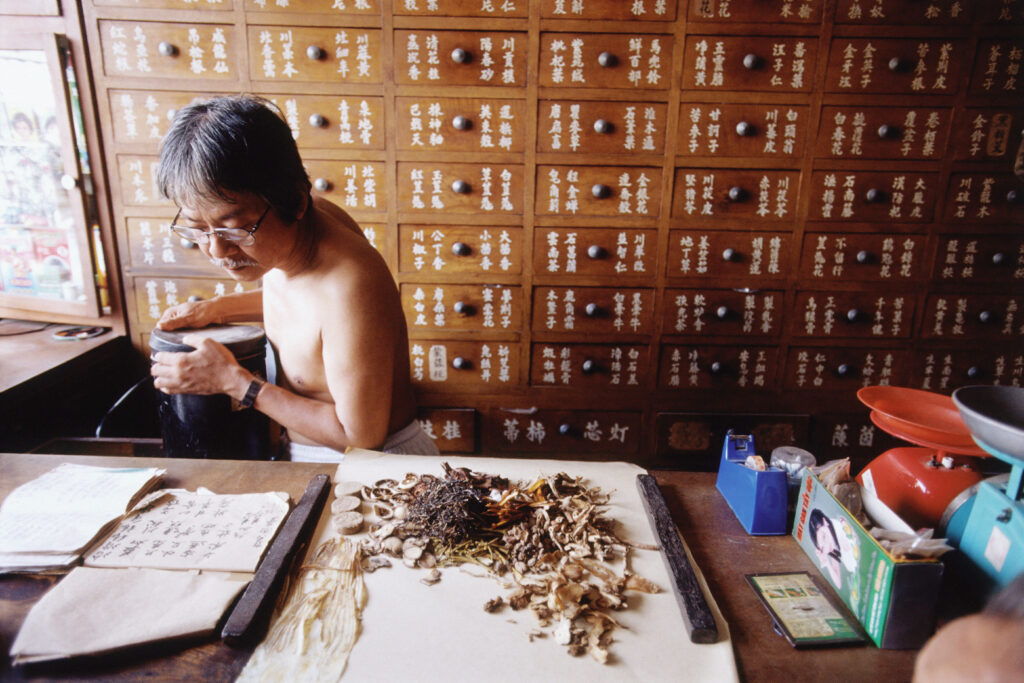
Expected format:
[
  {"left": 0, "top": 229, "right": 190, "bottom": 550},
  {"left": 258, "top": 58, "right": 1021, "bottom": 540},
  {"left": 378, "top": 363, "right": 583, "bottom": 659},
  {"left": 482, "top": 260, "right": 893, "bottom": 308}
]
[
  {"left": 221, "top": 473, "right": 331, "bottom": 646},
  {"left": 636, "top": 473, "right": 719, "bottom": 644}
]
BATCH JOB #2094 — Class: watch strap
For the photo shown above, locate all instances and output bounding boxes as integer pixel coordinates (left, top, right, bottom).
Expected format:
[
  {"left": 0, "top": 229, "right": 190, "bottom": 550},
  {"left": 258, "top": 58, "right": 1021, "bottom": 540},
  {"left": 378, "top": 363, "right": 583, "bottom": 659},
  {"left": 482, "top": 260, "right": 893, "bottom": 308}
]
[{"left": 240, "top": 378, "right": 265, "bottom": 409}]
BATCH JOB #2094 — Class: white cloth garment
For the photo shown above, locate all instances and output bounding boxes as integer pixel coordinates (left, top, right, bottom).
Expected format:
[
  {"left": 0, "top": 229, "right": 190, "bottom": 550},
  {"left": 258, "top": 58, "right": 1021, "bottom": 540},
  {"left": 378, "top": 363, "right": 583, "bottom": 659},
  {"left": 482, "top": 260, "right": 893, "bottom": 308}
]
[{"left": 287, "top": 420, "right": 440, "bottom": 462}]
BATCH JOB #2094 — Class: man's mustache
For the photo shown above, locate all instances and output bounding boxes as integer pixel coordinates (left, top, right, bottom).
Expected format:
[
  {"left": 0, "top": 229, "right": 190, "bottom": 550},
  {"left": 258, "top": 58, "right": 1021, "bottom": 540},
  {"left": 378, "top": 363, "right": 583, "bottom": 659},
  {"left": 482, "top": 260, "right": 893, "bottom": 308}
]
[{"left": 209, "top": 256, "right": 259, "bottom": 268}]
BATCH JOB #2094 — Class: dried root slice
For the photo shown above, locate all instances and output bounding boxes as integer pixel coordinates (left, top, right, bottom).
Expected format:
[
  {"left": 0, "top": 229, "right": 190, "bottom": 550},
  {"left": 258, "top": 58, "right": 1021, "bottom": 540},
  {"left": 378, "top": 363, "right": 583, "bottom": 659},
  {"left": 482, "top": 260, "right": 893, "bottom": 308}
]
[
  {"left": 331, "top": 495, "right": 362, "bottom": 514},
  {"left": 333, "top": 481, "right": 363, "bottom": 499},
  {"left": 420, "top": 568, "right": 441, "bottom": 586},
  {"left": 332, "top": 511, "right": 364, "bottom": 535}
]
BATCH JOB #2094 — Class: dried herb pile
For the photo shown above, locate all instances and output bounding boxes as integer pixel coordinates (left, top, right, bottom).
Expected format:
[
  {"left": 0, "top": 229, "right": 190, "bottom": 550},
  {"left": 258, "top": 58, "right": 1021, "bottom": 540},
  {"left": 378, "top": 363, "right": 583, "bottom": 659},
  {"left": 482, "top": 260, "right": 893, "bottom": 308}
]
[{"left": 352, "top": 463, "right": 659, "bottom": 663}]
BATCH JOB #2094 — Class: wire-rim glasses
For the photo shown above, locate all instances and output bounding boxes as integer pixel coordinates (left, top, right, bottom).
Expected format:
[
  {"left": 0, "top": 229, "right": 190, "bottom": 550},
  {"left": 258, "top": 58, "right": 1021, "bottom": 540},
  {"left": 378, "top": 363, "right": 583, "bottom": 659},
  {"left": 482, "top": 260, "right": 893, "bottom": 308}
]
[{"left": 169, "top": 204, "right": 271, "bottom": 246}]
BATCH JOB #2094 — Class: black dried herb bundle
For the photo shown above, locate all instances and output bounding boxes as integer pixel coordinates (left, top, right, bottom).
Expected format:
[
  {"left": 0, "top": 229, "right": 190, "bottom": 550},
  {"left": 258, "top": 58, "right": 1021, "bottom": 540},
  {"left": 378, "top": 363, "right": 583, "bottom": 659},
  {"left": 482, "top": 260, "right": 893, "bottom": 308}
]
[{"left": 404, "top": 473, "right": 491, "bottom": 546}]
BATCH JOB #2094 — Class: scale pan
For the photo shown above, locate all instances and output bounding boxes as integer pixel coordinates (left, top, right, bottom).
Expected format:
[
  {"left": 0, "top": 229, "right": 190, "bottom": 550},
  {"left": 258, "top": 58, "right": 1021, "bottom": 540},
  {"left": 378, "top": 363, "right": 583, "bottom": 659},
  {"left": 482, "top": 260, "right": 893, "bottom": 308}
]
[
  {"left": 857, "top": 386, "right": 974, "bottom": 444},
  {"left": 952, "top": 386, "right": 1024, "bottom": 461},
  {"left": 869, "top": 411, "right": 987, "bottom": 455}
]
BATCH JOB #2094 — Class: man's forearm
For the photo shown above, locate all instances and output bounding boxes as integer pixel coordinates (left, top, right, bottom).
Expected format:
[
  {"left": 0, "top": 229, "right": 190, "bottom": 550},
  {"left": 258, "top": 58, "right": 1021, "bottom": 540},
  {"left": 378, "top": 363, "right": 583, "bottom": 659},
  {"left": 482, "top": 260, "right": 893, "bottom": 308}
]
[{"left": 214, "top": 289, "right": 263, "bottom": 323}]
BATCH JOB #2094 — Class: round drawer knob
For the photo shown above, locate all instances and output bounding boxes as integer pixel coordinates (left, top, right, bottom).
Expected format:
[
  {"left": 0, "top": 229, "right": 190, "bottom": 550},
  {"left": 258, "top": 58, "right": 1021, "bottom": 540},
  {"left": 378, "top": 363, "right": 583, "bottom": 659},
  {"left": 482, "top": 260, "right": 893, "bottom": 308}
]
[
  {"left": 558, "top": 423, "right": 574, "bottom": 436},
  {"left": 581, "top": 359, "right": 597, "bottom": 374},
  {"left": 593, "top": 119, "right": 614, "bottom": 134},
  {"left": 722, "top": 247, "right": 738, "bottom": 262},
  {"left": 592, "top": 183, "right": 612, "bottom": 199},
  {"left": 451, "top": 48, "right": 471, "bottom": 64},
  {"left": 888, "top": 56, "right": 911, "bottom": 72},
  {"left": 992, "top": 252, "right": 1006, "bottom": 266},
  {"left": 856, "top": 250, "right": 872, "bottom": 264},
  {"left": 306, "top": 45, "right": 326, "bottom": 61},
  {"left": 309, "top": 113, "right": 327, "bottom": 128},
  {"left": 978, "top": 310, "right": 996, "bottom": 324},
  {"left": 1007, "top": 189, "right": 1020, "bottom": 204},
  {"left": 587, "top": 244, "right": 607, "bottom": 259},
  {"left": 158, "top": 41, "right": 177, "bottom": 57},
  {"left": 453, "top": 301, "right": 474, "bottom": 316},
  {"left": 727, "top": 186, "right": 747, "bottom": 202},
  {"left": 715, "top": 305, "right": 730, "bottom": 320},
  {"left": 735, "top": 121, "right": 755, "bottom": 137},
  {"left": 584, "top": 302, "right": 601, "bottom": 317},
  {"left": 709, "top": 361, "right": 723, "bottom": 375},
  {"left": 187, "top": 295, "right": 203, "bottom": 303},
  {"left": 313, "top": 177, "right": 331, "bottom": 192},
  {"left": 846, "top": 308, "right": 861, "bottom": 323},
  {"left": 452, "top": 241, "right": 471, "bottom": 257},
  {"left": 865, "top": 188, "right": 886, "bottom": 203},
  {"left": 180, "top": 238, "right": 198, "bottom": 249},
  {"left": 743, "top": 53, "right": 763, "bottom": 70},
  {"left": 877, "top": 124, "right": 900, "bottom": 139},
  {"left": 966, "top": 365, "right": 983, "bottom": 379},
  {"left": 598, "top": 51, "right": 618, "bottom": 67},
  {"left": 836, "top": 363, "right": 855, "bottom": 377},
  {"left": 452, "top": 179, "right": 471, "bottom": 194},
  {"left": 60, "top": 174, "right": 77, "bottom": 191},
  {"left": 452, "top": 115, "right": 472, "bottom": 131},
  {"left": 452, "top": 356, "right": 471, "bottom": 370}
]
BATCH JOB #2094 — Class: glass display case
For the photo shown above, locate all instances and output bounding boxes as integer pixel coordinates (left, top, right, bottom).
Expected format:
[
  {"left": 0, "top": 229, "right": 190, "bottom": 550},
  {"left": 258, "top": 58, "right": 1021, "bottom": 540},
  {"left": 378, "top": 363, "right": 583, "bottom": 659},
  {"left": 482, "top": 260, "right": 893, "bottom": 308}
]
[{"left": 0, "top": 34, "right": 104, "bottom": 318}]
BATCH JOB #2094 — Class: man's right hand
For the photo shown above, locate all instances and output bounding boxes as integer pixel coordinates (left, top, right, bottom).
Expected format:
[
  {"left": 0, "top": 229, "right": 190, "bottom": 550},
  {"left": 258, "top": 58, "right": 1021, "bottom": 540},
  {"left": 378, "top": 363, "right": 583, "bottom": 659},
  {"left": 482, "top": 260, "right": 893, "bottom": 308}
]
[{"left": 157, "top": 299, "right": 220, "bottom": 330}]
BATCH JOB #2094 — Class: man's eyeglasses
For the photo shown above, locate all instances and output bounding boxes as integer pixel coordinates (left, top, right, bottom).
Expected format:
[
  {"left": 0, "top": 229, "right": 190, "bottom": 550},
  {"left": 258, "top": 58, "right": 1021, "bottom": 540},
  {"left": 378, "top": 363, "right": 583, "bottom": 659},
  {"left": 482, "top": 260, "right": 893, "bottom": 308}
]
[{"left": 169, "top": 204, "right": 271, "bottom": 246}]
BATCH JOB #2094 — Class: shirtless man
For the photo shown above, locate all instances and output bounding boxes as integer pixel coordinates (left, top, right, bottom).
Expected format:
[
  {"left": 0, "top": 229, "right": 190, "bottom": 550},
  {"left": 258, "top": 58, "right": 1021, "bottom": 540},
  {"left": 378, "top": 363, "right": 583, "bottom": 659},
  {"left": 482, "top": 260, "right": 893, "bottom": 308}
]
[{"left": 149, "top": 95, "right": 437, "bottom": 460}]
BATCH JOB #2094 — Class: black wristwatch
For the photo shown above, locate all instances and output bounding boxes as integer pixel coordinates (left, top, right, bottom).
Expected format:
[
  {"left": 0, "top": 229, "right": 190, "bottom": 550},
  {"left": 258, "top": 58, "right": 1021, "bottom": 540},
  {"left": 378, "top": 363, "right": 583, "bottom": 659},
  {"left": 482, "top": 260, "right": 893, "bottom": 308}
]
[{"left": 240, "top": 378, "right": 265, "bottom": 409}]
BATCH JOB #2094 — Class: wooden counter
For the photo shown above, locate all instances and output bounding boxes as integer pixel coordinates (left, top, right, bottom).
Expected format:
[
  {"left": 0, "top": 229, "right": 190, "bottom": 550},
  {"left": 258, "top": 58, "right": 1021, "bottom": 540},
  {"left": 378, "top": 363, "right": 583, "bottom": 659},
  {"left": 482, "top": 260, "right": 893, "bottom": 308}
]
[{"left": 0, "top": 453, "right": 920, "bottom": 682}]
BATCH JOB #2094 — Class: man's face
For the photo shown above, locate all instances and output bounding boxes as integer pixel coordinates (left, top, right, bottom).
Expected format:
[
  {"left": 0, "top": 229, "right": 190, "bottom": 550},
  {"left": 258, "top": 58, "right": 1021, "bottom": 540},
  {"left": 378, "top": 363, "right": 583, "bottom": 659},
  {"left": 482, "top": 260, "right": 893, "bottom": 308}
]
[{"left": 175, "top": 192, "right": 274, "bottom": 282}]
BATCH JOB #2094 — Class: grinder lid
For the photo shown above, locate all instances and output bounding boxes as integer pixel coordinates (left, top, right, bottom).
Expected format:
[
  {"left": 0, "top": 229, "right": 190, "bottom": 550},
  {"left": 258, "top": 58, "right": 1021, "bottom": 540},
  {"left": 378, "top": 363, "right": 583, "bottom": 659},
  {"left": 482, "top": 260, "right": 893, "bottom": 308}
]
[{"left": 150, "top": 324, "right": 266, "bottom": 358}]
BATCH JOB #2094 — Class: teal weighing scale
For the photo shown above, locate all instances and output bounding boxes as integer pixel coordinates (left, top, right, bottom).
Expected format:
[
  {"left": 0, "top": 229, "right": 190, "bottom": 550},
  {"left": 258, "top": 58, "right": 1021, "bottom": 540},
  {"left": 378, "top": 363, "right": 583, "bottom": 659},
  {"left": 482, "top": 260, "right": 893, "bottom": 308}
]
[{"left": 945, "top": 386, "right": 1024, "bottom": 590}]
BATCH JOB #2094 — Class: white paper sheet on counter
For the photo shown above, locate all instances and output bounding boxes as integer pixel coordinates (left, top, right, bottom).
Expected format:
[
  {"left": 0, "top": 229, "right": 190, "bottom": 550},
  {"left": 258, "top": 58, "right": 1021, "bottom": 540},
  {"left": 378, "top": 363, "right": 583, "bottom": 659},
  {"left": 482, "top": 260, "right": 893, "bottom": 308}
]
[{"left": 322, "top": 449, "right": 738, "bottom": 683}]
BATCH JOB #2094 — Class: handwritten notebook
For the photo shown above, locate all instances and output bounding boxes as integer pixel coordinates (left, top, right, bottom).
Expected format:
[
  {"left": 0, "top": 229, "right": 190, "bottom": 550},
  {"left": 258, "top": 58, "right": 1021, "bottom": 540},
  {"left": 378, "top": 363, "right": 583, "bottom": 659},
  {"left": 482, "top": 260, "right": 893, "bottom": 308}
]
[{"left": 0, "top": 464, "right": 165, "bottom": 573}]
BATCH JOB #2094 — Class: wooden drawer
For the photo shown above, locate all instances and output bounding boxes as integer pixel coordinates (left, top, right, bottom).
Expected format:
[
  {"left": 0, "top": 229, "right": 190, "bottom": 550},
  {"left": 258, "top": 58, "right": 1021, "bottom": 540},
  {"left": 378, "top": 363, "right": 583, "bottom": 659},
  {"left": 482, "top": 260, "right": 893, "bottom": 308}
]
[
  {"left": 248, "top": 26, "right": 382, "bottom": 84},
  {"left": 815, "top": 106, "right": 951, "bottom": 160},
  {"left": 125, "top": 216, "right": 219, "bottom": 274},
  {"left": 416, "top": 408, "right": 476, "bottom": 454},
  {"left": 483, "top": 408, "right": 642, "bottom": 456},
  {"left": 654, "top": 412, "right": 808, "bottom": 471},
  {"left": 541, "top": 0, "right": 678, "bottom": 21},
  {"left": 933, "top": 235, "right": 1024, "bottom": 283},
  {"left": 914, "top": 348, "right": 1024, "bottom": 394},
  {"left": 532, "top": 286, "right": 655, "bottom": 336},
  {"left": 396, "top": 0, "right": 525, "bottom": 16},
  {"left": 396, "top": 97, "right": 526, "bottom": 153},
  {"left": 682, "top": 36, "right": 816, "bottom": 92},
  {"left": 670, "top": 168, "right": 799, "bottom": 223},
  {"left": 922, "top": 294, "right": 1023, "bottom": 340},
  {"left": 539, "top": 33, "right": 671, "bottom": 90},
  {"left": 666, "top": 230, "right": 791, "bottom": 282},
  {"left": 969, "top": 40, "right": 1024, "bottom": 97},
  {"left": 133, "top": 276, "right": 258, "bottom": 332},
  {"left": 825, "top": 38, "right": 963, "bottom": 94},
  {"left": 658, "top": 344, "right": 780, "bottom": 391},
  {"left": 834, "top": 0, "right": 972, "bottom": 24},
  {"left": 536, "top": 165, "right": 662, "bottom": 218},
  {"left": 534, "top": 227, "right": 657, "bottom": 279},
  {"left": 98, "top": 20, "right": 238, "bottom": 81},
  {"left": 687, "top": 0, "right": 821, "bottom": 23},
  {"left": 116, "top": 155, "right": 169, "bottom": 208},
  {"left": 95, "top": 0, "right": 234, "bottom": 8},
  {"left": 402, "top": 283, "right": 522, "bottom": 335},
  {"left": 108, "top": 90, "right": 206, "bottom": 146},
  {"left": 398, "top": 225, "right": 522, "bottom": 275},
  {"left": 244, "top": 0, "right": 379, "bottom": 14},
  {"left": 783, "top": 346, "right": 912, "bottom": 391},
  {"left": 397, "top": 162, "right": 524, "bottom": 215},
  {"left": 679, "top": 103, "right": 809, "bottom": 158},
  {"left": 538, "top": 100, "right": 668, "bottom": 155},
  {"left": 799, "top": 232, "right": 925, "bottom": 282},
  {"left": 951, "top": 108, "right": 1024, "bottom": 162},
  {"left": 807, "top": 413, "right": 904, "bottom": 477},
  {"left": 306, "top": 160, "right": 385, "bottom": 214},
  {"left": 260, "top": 94, "right": 385, "bottom": 150},
  {"left": 977, "top": 1, "right": 1024, "bottom": 24},
  {"left": 943, "top": 173, "right": 1024, "bottom": 224},
  {"left": 809, "top": 170, "right": 938, "bottom": 222},
  {"left": 409, "top": 340, "right": 518, "bottom": 387},
  {"left": 792, "top": 291, "right": 915, "bottom": 339},
  {"left": 395, "top": 30, "right": 527, "bottom": 87},
  {"left": 662, "top": 289, "right": 783, "bottom": 338},
  {"left": 530, "top": 343, "right": 650, "bottom": 388},
  {"left": 359, "top": 222, "right": 386, "bottom": 255}
]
